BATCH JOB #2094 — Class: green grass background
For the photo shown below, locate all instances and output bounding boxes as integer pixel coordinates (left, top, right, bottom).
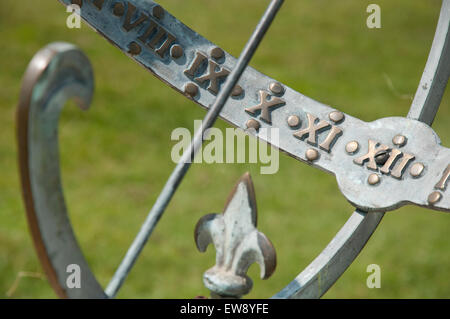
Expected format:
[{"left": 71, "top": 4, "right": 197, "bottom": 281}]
[{"left": 0, "top": 0, "right": 449, "bottom": 298}]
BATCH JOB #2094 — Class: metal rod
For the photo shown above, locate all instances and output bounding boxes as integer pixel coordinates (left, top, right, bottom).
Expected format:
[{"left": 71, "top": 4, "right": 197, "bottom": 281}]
[{"left": 105, "top": 0, "right": 284, "bottom": 298}]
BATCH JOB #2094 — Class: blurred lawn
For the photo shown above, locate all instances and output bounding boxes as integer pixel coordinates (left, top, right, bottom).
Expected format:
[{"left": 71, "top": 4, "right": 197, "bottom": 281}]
[{"left": 0, "top": 0, "right": 449, "bottom": 298}]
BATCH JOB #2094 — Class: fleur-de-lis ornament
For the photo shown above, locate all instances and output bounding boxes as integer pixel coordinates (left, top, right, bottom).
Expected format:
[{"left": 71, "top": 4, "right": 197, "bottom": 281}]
[{"left": 194, "top": 173, "right": 276, "bottom": 298}]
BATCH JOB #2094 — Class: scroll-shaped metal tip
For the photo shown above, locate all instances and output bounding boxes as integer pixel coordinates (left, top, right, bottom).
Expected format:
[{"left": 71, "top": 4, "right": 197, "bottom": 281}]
[
  {"left": 194, "top": 173, "right": 276, "bottom": 298},
  {"left": 17, "top": 42, "right": 105, "bottom": 298}
]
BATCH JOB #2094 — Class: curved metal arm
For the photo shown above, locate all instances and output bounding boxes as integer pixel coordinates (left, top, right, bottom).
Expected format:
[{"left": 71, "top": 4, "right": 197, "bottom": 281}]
[
  {"left": 408, "top": 0, "right": 450, "bottom": 125},
  {"left": 273, "top": 210, "right": 383, "bottom": 298},
  {"left": 17, "top": 42, "right": 106, "bottom": 298},
  {"left": 274, "top": 0, "right": 449, "bottom": 299}
]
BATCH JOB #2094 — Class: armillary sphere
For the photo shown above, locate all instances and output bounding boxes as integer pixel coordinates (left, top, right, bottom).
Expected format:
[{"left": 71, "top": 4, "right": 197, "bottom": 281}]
[{"left": 16, "top": 0, "right": 449, "bottom": 298}]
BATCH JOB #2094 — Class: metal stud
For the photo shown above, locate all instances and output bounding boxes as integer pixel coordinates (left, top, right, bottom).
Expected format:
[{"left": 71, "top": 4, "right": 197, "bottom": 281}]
[
  {"left": 269, "top": 82, "right": 284, "bottom": 95},
  {"left": 210, "top": 47, "right": 224, "bottom": 60},
  {"left": 305, "top": 148, "right": 319, "bottom": 161},
  {"left": 246, "top": 119, "right": 260, "bottom": 131},
  {"left": 128, "top": 42, "right": 142, "bottom": 55},
  {"left": 329, "top": 111, "right": 345, "bottom": 123},
  {"left": 287, "top": 115, "right": 300, "bottom": 128},
  {"left": 428, "top": 191, "right": 442, "bottom": 205},
  {"left": 113, "top": 2, "right": 125, "bottom": 16},
  {"left": 410, "top": 162, "right": 425, "bottom": 178},
  {"left": 368, "top": 173, "right": 380, "bottom": 185},
  {"left": 345, "top": 141, "right": 359, "bottom": 154},
  {"left": 392, "top": 134, "right": 407, "bottom": 147},
  {"left": 152, "top": 5, "right": 165, "bottom": 20},
  {"left": 184, "top": 82, "right": 198, "bottom": 98},
  {"left": 231, "top": 85, "right": 243, "bottom": 97},
  {"left": 170, "top": 45, "right": 184, "bottom": 59}
]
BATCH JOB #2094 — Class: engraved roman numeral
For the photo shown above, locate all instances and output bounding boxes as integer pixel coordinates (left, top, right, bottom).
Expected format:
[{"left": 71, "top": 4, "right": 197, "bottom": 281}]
[
  {"left": 293, "top": 113, "right": 331, "bottom": 146},
  {"left": 390, "top": 153, "right": 415, "bottom": 179},
  {"left": 435, "top": 164, "right": 450, "bottom": 191},
  {"left": 196, "top": 60, "right": 230, "bottom": 94},
  {"left": 122, "top": 3, "right": 148, "bottom": 31},
  {"left": 114, "top": 2, "right": 178, "bottom": 59},
  {"left": 354, "top": 140, "right": 389, "bottom": 171},
  {"left": 153, "top": 32, "right": 176, "bottom": 57},
  {"left": 138, "top": 19, "right": 158, "bottom": 42},
  {"left": 184, "top": 51, "right": 231, "bottom": 95},
  {"left": 319, "top": 125, "right": 343, "bottom": 152},
  {"left": 245, "top": 90, "right": 285, "bottom": 124},
  {"left": 138, "top": 19, "right": 176, "bottom": 58},
  {"left": 292, "top": 113, "right": 343, "bottom": 152},
  {"left": 354, "top": 140, "right": 415, "bottom": 178},
  {"left": 184, "top": 51, "right": 208, "bottom": 77},
  {"left": 380, "top": 148, "right": 402, "bottom": 174}
]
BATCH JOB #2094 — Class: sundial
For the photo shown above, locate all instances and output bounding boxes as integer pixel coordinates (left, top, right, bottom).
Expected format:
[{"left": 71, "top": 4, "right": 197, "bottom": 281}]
[{"left": 15, "top": 0, "right": 449, "bottom": 298}]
